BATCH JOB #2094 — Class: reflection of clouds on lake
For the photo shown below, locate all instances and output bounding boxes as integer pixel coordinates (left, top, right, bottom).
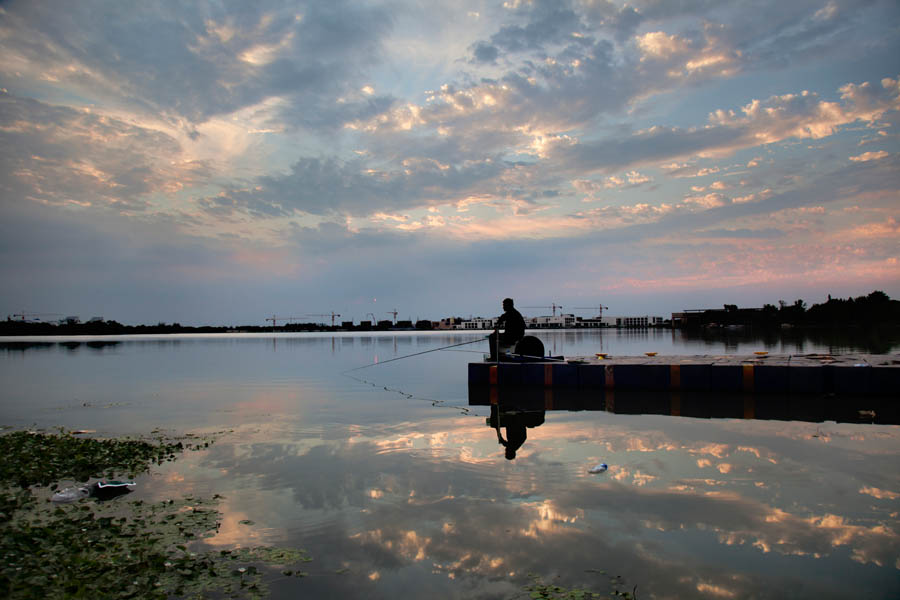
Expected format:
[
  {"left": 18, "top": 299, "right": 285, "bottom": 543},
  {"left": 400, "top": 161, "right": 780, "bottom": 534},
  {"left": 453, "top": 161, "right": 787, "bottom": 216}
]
[
  {"left": 177, "top": 413, "right": 900, "bottom": 598},
  {"left": 860, "top": 486, "right": 900, "bottom": 500}
]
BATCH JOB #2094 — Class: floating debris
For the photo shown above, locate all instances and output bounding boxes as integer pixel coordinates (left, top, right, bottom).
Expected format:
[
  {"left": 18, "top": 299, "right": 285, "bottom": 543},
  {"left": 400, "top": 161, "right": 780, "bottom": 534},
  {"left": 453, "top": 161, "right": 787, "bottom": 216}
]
[{"left": 51, "top": 486, "right": 90, "bottom": 503}]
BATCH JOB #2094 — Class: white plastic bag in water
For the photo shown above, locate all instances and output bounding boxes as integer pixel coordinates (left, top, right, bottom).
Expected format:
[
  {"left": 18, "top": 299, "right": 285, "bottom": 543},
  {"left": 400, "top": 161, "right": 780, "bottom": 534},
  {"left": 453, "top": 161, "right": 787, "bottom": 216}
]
[{"left": 51, "top": 486, "right": 90, "bottom": 503}]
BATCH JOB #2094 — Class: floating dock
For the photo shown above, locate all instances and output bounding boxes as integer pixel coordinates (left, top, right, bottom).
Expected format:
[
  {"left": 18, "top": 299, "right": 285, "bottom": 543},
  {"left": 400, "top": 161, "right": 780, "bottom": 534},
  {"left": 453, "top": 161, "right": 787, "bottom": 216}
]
[
  {"left": 468, "top": 353, "right": 900, "bottom": 396},
  {"left": 468, "top": 385, "right": 899, "bottom": 424}
]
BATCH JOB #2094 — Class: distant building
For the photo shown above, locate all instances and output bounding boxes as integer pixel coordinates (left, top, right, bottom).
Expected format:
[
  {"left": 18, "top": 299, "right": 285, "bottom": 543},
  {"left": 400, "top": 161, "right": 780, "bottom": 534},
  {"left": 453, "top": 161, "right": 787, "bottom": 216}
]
[
  {"left": 615, "top": 316, "right": 664, "bottom": 328},
  {"left": 435, "top": 317, "right": 462, "bottom": 330},
  {"left": 527, "top": 314, "right": 577, "bottom": 328},
  {"left": 574, "top": 316, "right": 614, "bottom": 328},
  {"left": 457, "top": 317, "right": 496, "bottom": 330}
]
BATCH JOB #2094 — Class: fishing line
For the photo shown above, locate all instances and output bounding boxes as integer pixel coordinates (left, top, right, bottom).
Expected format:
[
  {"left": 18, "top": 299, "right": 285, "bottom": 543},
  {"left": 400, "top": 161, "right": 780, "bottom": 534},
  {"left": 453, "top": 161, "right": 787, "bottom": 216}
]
[
  {"left": 344, "top": 372, "right": 472, "bottom": 415},
  {"left": 341, "top": 337, "right": 488, "bottom": 373}
]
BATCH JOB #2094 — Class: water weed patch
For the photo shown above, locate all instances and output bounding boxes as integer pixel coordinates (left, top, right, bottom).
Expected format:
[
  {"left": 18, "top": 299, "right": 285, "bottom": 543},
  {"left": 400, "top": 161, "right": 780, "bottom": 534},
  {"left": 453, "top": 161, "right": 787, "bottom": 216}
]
[{"left": 0, "top": 430, "right": 311, "bottom": 599}]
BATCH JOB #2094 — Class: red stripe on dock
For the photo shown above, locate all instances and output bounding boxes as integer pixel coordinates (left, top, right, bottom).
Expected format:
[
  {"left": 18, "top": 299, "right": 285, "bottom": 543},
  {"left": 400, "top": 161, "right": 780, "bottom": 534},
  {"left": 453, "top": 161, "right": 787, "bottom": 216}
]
[
  {"left": 742, "top": 364, "right": 754, "bottom": 393},
  {"left": 670, "top": 364, "right": 681, "bottom": 390}
]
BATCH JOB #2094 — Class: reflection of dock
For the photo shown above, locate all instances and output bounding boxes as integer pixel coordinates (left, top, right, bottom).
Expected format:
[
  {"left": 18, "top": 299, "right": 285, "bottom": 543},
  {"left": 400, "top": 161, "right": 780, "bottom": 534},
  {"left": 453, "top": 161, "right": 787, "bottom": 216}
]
[
  {"left": 468, "top": 354, "right": 900, "bottom": 396},
  {"left": 468, "top": 386, "right": 899, "bottom": 425}
]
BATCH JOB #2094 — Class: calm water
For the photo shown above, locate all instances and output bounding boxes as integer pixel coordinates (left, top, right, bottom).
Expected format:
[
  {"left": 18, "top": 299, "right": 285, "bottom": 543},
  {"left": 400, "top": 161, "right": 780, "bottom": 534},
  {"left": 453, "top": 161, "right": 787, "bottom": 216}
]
[{"left": 1, "top": 330, "right": 899, "bottom": 599}]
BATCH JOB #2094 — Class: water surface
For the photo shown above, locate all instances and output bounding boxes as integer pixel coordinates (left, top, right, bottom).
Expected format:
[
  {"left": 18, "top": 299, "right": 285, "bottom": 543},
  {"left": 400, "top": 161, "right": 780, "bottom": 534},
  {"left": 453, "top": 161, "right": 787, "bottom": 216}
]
[{"left": 1, "top": 330, "right": 898, "bottom": 599}]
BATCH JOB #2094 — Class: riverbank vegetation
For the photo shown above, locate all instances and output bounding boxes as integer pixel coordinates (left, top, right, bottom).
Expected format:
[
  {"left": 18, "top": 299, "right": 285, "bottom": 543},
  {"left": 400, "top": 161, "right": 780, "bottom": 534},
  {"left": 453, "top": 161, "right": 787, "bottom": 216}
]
[{"left": 678, "top": 290, "right": 900, "bottom": 329}]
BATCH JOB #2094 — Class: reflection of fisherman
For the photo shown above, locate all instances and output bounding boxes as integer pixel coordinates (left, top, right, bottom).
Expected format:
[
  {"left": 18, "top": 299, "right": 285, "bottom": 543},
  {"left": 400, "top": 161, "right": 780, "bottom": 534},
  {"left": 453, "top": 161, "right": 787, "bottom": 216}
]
[
  {"left": 490, "top": 403, "right": 545, "bottom": 460},
  {"left": 487, "top": 298, "right": 526, "bottom": 360}
]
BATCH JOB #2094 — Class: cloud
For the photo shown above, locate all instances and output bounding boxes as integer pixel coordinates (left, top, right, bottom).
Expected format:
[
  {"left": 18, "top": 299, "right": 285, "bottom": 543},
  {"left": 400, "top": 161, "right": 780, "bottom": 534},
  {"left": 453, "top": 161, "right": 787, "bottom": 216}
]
[
  {"left": 1, "top": 0, "right": 899, "bottom": 322},
  {"left": 683, "top": 193, "right": 728, "bottom": 209},
  {"left": 551, "top": 76, "right": 900, "bottom": 175},
  {"left": 847, "top": 217, "right": 900, "bottom": 238},
  {"left": 201, "top": 155, "right": 506, "bottom": 218},
  {"left": 0, "top": 1, "right": 394, "bottom": 129},
  {"left": 477, "top": 1, "right": 582, "bottom": 57},
  {"left": 470, "top": 41, "right": 500, "bottom": 64},
  {"left": 849, "top": 150, "right": 889, "bottom": 162},
  {"left": 709, "top": 79, "right": 900, "bottom": 144},
  {"left": 692, "top": 228, "right": 784, "bottom": 239},
  {"left": 859, "top": 486, "right": 900, "bottom": 500},
  {"left": 0, "top": 91, "right": 210, "bottom": 211}
]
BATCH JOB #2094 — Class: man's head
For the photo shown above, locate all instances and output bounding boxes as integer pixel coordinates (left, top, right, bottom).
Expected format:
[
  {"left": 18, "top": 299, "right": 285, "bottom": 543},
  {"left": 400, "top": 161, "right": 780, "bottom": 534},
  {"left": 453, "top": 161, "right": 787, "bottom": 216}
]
[{"left": 503, "top": 298, "right": 514, "bottom": 310}]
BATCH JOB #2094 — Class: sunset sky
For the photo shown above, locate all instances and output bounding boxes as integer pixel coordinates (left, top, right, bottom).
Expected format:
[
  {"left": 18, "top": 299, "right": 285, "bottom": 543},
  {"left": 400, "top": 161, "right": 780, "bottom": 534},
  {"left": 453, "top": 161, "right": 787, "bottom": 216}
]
[{"left": 1, "top": 0, "right": 898, "bottom": 325}]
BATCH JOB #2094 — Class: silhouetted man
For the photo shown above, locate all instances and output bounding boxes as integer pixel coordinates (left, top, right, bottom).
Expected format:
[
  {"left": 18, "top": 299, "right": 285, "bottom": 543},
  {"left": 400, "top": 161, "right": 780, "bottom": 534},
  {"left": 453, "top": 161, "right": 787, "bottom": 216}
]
[
  {"left": 490, "top": 403, "right": 545, "bottom": 460},
  {"left": 487, "top": 297, "right": 526, "bottom": 360}
]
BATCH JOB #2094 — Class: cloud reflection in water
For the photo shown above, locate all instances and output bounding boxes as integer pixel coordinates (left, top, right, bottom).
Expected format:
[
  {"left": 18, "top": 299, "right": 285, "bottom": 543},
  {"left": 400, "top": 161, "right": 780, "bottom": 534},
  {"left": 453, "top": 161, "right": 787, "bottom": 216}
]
[{"left": 151, "top": 411, "right": 900, "bottom": 599}]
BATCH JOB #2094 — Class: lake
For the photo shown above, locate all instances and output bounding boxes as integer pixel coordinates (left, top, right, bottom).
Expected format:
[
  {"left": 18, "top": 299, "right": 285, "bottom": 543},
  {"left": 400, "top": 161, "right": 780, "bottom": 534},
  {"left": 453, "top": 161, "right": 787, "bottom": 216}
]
[{"left": 1, "top": 329, "right": 898, "bottom": 599}]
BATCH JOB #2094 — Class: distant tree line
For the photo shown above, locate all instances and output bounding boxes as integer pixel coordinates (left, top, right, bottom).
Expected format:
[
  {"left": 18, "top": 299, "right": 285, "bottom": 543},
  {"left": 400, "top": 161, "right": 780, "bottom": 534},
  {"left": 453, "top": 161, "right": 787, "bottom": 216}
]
[
  {"left": 0, "top": 318, "right": 423, "bottom": 336},
  {"left": 679, "top": 290, "right": 899, "bottom": 329},
  {"left": 0, "top": 320, "right": 323, "bottom": 336}
]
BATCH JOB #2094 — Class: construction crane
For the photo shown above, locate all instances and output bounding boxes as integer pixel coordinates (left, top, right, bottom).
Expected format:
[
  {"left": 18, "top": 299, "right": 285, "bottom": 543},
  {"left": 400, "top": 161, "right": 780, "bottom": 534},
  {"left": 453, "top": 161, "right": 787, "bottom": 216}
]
[
  {"left": 306, "top": 312, "right": 341, "bottom": 327},
  {"left": 265, "top": 315, "right": 303, "bottom": 329},
  {"left": 522, "top": 303, "right": 564, "bottom": 316},
  {"left": 573, "top": 304, "right": 609, "bottom": 319},
  {"left": 386, "top": 309, "right": 398, "bottom": 323},
  {"left": 11, "top": 311, "right": 61, "bottom": 322}
]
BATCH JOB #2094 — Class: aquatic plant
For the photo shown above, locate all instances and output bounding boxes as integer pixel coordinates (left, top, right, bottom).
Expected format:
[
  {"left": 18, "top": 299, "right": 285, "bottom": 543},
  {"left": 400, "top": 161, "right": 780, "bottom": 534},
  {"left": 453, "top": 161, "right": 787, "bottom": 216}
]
[
  {"left": 0, "top": 430, "right": 311, "bottom": 599},
  {"left": 523, "top": 572, "right": 637, "bottom": 599},
  {"left": 0, "top": 429, "right": 197, "bottom": 487}
]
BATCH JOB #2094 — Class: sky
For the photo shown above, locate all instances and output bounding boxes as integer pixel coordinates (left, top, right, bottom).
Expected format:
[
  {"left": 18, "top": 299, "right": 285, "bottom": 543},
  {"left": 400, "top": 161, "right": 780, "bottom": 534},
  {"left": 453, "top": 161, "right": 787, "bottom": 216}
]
[{"left": 1, "top": 0, "right": 898, "bottom": 326}]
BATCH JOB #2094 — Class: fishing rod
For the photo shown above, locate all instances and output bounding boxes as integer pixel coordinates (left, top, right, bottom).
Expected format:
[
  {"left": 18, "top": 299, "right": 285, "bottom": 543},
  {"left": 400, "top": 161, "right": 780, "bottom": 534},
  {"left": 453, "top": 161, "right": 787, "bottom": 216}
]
[{"left": 342, "top": 337, "right": 488, "bottom": 373}]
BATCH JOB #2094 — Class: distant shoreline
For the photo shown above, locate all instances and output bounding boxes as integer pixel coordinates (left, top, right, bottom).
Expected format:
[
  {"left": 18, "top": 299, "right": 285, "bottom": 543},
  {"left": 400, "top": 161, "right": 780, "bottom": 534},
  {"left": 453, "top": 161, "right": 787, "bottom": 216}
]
[{"left": 2, "top": 321, "right": 897, "bottom": 338}]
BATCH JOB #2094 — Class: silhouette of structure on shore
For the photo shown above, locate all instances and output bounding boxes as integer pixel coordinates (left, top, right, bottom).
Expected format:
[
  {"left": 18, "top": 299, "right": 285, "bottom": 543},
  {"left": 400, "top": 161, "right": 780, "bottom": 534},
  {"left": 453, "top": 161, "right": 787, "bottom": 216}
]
[{"left": 3, "top": 290, "right": 896, "bottom": 336}]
